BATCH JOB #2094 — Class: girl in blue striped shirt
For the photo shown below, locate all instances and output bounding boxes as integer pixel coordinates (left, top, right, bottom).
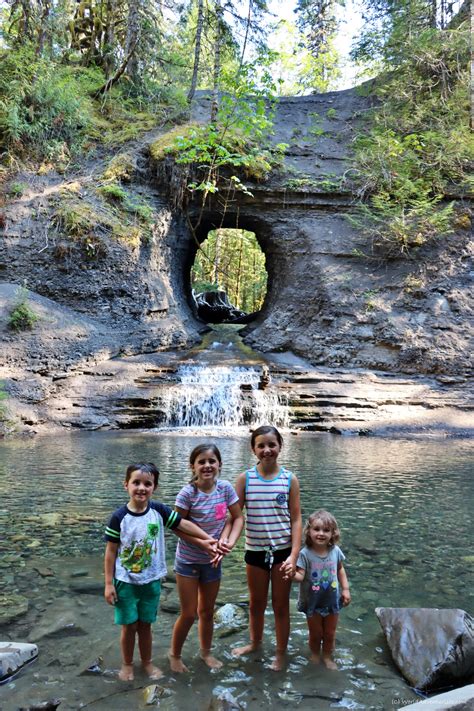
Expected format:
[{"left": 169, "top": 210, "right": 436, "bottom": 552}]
[{"left": 232, "top": 426, "right": 302, "bottom": 671}]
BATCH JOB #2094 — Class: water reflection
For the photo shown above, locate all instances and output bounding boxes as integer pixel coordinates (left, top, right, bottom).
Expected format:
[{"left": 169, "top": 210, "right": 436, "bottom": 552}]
[{"left": 0, "top": 432, "right": 473, "bottom": 709}]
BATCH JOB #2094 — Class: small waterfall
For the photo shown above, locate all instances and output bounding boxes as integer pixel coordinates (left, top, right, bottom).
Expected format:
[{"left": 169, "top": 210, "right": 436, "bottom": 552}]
[{"left": 160, "top": 364, "right": 289, "bottom": 428}]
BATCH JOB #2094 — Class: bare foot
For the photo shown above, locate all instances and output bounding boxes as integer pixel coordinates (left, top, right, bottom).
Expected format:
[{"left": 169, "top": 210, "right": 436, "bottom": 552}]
[
  {"left": 269, "top": 651, "right": 286, "bottom": 671},
  {"left": 310, "top": 652, "right": 321, "bottom": 664},
  {"left": 168, "top": 652, "right": 189, "bottom": 673},
  {"left": 118, "top": 663, "right": 134, "bottom": 681},
  {"left": 322, "top": 656, "right": 337, "bottom": 670},
  {"left": 232, "top": 642, "right": 260, "bottom": 657},
  {"left": 142, "top": 661, "right": 163, "bottom": 679},
  {"left": 200, "top": 650, "right": 223, "bottom": 670}
]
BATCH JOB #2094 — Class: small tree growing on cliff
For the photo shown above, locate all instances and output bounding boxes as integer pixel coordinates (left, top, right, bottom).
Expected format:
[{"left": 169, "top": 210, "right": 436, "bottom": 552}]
[{"left": 8, "top": 286, "right": 38, "bottom": 332}]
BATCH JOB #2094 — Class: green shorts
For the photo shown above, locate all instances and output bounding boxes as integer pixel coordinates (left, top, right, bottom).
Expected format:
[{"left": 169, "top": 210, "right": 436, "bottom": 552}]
[{"left": 113, "top": 579, "right": 161, "bottom": 625}]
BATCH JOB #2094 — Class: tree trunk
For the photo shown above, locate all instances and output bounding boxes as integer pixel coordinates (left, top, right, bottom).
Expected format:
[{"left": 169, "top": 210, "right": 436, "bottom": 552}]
[
  {"left": 36, "top": 0, "right": 50, "bottom": 56},
  {"left": 103, "top": 0, "right": 117, "bottom": 75},
  {"left": 471, "top": 0, "right": 474, "bottom": 129},
  {"left": 125, "top": 0, "right": 142, "bottom": 82},
  {"left": 210, "top": 0, "right": 224, "bottom": 123},
  {"left": 235, "top": 231, "right": 244, "bottom": 309},
  {"left": 187, "top": 0, "right": 204, "bottom": 103}
]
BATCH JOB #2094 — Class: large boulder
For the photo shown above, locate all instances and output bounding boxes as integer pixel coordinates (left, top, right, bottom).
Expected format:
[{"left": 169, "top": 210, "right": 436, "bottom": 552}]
[
  {"left": 0, "top": 641, "right": 38, "bottom": 684},
  {"left": 404, "top": 684, "right": 474, "bottom": 710},
  {"left": 375, "top": 607, "right": 474, "bottom": 691}
]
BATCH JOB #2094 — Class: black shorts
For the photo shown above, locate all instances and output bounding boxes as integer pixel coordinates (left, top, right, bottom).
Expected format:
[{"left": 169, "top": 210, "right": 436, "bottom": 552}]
[{"left": 244, "top": 547, "right": 292, "bottom": 571}]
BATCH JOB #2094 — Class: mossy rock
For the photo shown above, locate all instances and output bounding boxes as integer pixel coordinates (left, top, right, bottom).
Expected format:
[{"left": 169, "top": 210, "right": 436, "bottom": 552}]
[
  {"left": 0, "top": 592, "right": 29, "bottom": 625},
  {"left": 149, "top": 123, "right": 200, "bottom": 161}
]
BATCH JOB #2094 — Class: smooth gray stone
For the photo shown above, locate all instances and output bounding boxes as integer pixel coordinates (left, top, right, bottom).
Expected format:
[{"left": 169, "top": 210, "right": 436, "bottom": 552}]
[{"left": 375, "top": 607, "right": 474, "bottom": 691}]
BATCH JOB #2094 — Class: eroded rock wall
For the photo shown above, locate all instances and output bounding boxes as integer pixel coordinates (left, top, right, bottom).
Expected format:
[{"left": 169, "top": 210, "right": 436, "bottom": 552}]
[{"left": 0, "top": 87, "right": 472, "bottom": 434}]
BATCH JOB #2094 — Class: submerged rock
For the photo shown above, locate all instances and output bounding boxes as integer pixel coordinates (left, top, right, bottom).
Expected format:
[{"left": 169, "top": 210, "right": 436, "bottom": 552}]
[
  {"left": 0, "top": 592, "right": 29, "bottom": 624},
  {"left": 30, "top": 602, "right": 88, "bottom": 641},
  {"left": 214, "top": 603, "right": 247, "bottom": 638},
  {"left": 18, "top": 701, "right": 61, "bottom": 711},
  {"left": 143, "top": 684, "right": 173, "bottom": 705},
  {"left": 208, "top": 687, "right": 245, "bottom": 710},
  {"left": 375, "top": 607, "right": 474, "bottom": 690},
  {"left": 79, "top": 656, "right": 104, "bottom": 675}
]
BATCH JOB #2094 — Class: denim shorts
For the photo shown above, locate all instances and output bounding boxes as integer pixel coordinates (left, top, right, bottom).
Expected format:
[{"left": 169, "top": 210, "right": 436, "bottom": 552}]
[
  {"left": 114, "top": 578, "right": 161, "bottom": 625},
  {"left": 174, "top": 559, "right": 222, "bottom": 583}
]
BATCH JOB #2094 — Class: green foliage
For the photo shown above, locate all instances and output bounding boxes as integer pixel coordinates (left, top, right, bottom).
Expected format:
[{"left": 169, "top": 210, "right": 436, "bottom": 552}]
[
  {"left": 98, "top": 183, "right": 128, "bottom": 202},
  {"left": 0, "top": 46, "right": 95, "bottom": 163},
  {"left": 8, "top": 287, "right": 38, "bottom": 332},
  {"left": 191, "top": 229, "right": 267, "bottom": 313},
  {"left": 0, "top": 381, "right": 9, "bottom": 422},
  {"left": 7, "top": 181, "right": 27, "bottom": 197},
  {"left": 102, "top": 153, "right": 135, "bottom": 182},
  {"left": 350, "top": 20, "right": 471, "bottom": 257},
  {"left": 284, "top": 173, "right": 343, "bottom": 192},
  {"left": 88, "top": 102, "right": 159, "bottom": 147},
  {"left": 51, "top": 188, "right": 154, "bottom": 258},
  {"left": 150, "top": 50, "right": 286, "bottom": 213}
]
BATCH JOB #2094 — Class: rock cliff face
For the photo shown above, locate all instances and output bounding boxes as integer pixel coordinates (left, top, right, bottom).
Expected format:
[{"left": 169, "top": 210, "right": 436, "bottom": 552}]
[
  {"left": 0, "top": 87, "right": 472, "bottom": 434},
  {"left": 183, "top": 89, "right": 473, "bottom": 377}
]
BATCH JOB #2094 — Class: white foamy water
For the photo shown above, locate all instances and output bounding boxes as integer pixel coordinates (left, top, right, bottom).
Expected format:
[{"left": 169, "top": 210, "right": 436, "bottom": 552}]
[{"left": 159, "top": 364, "right": 289, "bottom": 428}]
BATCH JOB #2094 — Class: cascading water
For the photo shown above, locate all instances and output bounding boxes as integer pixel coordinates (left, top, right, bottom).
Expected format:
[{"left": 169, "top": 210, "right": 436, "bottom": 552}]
[{"left": 160, "top": 364, "right": 289, "bottom": 428}]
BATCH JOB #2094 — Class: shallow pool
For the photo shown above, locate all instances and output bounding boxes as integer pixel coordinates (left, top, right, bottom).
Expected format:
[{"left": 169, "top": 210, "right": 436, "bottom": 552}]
[{"left": 1, "top": 431, "right": 473, "bottom": 710}]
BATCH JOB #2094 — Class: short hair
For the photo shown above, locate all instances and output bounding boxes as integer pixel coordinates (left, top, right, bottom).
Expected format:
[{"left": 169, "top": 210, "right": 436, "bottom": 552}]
[
  {"left": 304, "top": 510, "right": 340, "bottom": 548},
  {"left": 250, "top": 425, "right": 283, "bottom": 450},
  {"left": 125, "top": 462, "right": 159, "bottom": 488}
]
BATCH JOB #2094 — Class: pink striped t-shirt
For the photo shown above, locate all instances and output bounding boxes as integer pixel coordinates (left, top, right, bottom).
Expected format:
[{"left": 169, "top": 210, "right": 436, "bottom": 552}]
[{"left": 174, "top": 479, "right": 239, "bottom": 564}]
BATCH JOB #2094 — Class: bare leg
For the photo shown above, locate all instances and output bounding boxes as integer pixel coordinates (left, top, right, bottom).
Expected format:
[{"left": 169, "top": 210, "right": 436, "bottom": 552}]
[
  {"left": 137, "top": 621, "right": 163, "bottom": 679},
  {"left": 306, "top": 614, "right": 323, "bottom": 664},
  {"left": 119, "top": 623, "right": 137, "bottom": 680},
  {"left": 232, "top": 564, "right": 269, "bottom": 656},
  {"left": 321, "top": 613, "right": 339, "bottom": 669},
  {"left": 169, "top": 575, "right": 199, "bottom": 673},
  {"left": 197, "top": 578, "right": 222, "bottom": 669},
  {"left": 269, "top": 562, "right": 292, "bottom": 671}
]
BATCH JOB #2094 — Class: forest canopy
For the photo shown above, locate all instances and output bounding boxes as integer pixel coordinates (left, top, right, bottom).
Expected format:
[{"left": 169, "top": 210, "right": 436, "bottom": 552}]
[{"left": 0, "top": 0, "right": 471, "bottom": 261}]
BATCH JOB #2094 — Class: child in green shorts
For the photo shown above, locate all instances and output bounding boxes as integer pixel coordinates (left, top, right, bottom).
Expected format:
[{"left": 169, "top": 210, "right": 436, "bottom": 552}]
[{"left": 104, "top": 462, "right": 217, "bottom": 681}]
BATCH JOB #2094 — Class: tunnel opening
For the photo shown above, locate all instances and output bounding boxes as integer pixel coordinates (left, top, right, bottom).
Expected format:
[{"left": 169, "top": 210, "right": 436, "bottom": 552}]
[{"left": 190, "top": 227, "right": 268, "bottom": 325}]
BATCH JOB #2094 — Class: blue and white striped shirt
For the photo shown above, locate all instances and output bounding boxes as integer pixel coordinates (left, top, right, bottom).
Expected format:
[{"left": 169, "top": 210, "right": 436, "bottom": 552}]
[{"left": 244, "top": 466, "right": 292, "bottom": 552}]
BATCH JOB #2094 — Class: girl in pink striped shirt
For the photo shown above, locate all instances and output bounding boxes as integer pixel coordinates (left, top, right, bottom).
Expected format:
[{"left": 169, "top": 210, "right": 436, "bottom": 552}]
[{"left": 169, "top": 444, "right": 243, "bottom": 672}]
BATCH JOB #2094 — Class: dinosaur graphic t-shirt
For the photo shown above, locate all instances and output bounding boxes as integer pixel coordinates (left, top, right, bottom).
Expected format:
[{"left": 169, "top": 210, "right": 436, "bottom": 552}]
[
  {"left": 105, "top": 502, "right": 181, "bottom": 585},
  {"left": 296, "top": 545, "right": 345, "bottom": 617}
]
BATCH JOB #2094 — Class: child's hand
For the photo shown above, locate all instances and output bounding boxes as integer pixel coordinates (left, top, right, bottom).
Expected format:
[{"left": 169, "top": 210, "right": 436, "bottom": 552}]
[
  {"left": 341, "top": 588, "right": 351, "bottom": 606},
  {"left": 201, "top": 537, "right": 218, "bottom": 558},
  {"left": 210, "top": 551, "right": 224, "bottom": 567},
  {"left": 217, "top": 537, "right": 233, "bottom": 555},
  {"left": 280, "top": 557, "right": 296, "bottom": 580},
  {"left": 104, "top": 583, "right": 117, "bottom": 606}
]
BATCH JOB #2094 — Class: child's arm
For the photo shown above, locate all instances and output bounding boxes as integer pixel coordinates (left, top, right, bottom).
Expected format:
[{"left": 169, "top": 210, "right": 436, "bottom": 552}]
[
  {"left": 174, "top": 512, "right": 218, "bottom": 557},
  {"left": 293, "top": 566, "right": 305, "bottom": 582},
  {"left": 338, "top": 562, "right": 351, "bottom": 606},
  {"left": 234, "top": 472, "right": 246, "bottom": 510},
  {"left": 104, "top": 541, "right": 118, "bottom": 605},
  {"left": 216, "top": 501, "right": 244, "bottom": 556},
  {"left": 281, "top": 476, "right": 302, "bottom": 579}
]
